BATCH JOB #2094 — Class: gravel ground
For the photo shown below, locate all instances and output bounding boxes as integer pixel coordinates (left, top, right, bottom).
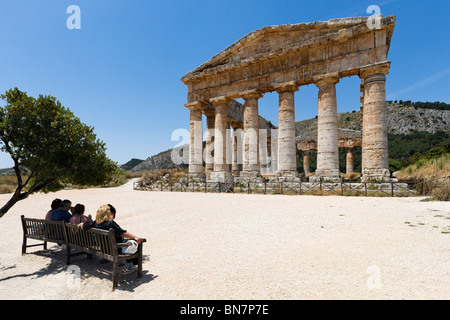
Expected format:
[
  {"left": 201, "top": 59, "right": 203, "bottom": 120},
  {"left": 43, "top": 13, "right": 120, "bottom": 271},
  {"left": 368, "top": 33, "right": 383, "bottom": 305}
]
[{"left": 0, "top": 183, "right": 448, "bottom": 300}]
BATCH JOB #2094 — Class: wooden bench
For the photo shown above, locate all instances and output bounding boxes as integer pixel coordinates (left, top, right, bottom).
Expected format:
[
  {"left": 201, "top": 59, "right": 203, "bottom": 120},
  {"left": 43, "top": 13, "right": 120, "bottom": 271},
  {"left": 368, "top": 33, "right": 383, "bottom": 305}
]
[
  {"left": 21, "top": 216, "right": 67, "bottom": 253},
  {"left": 21, "top": 215, "right": 147, "bottom": 291}
]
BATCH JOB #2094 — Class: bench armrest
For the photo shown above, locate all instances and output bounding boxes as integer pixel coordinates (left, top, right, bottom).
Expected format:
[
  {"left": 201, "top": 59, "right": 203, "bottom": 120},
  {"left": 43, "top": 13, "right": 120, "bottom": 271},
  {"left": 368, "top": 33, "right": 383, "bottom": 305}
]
[{"left": 117, "top": 238, "right": 147, "bottom": 248}]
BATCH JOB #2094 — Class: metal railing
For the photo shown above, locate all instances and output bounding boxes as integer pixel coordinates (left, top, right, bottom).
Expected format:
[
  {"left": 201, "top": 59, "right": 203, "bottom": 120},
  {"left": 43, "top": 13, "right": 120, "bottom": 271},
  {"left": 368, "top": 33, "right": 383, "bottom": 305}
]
[{"left": 133, "top": 176, "right": 449, "bottom": 197}]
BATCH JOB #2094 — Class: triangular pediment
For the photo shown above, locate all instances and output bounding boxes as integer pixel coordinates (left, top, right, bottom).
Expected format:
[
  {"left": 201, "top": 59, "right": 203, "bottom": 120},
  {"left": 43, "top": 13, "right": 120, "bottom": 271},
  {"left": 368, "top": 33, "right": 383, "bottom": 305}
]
[{"left": 182, "top": 16, "right": 395, "bottom": 83}]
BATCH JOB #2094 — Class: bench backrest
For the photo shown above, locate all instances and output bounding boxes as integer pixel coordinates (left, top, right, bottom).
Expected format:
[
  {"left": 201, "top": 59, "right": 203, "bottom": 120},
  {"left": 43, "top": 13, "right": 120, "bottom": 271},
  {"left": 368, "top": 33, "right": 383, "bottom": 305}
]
[
  {"left": 21, "top": 216, "right": 120, "bottom": 259},
  {"left": 65, "top": 223, "right": 118, "bottom": 258},
  {"left": 21, "top": 216, "right": 66, "bottom": 244}
]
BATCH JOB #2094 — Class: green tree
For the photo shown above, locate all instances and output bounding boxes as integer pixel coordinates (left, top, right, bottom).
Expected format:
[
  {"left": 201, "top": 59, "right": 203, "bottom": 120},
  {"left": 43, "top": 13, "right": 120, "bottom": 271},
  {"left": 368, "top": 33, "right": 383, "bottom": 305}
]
[
  {"left": 0, "top": 88, "right": 119, "bottom": 217},
  {"left": 425, "top": 147, "right": 446, "bottom": 159}
]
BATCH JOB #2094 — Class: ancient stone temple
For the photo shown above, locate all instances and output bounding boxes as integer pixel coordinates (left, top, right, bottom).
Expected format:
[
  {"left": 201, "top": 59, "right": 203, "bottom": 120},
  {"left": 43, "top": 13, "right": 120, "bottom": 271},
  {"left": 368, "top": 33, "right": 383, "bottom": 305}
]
[{"left": 181, "top": 16, "right": 396, "bottom": 182}]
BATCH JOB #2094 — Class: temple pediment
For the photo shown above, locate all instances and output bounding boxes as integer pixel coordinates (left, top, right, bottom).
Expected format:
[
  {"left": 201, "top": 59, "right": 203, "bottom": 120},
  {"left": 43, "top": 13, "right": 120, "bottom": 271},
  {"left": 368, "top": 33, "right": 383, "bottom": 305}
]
[{"left": 182, "top": 16, "right": 395, "bottom": 84}]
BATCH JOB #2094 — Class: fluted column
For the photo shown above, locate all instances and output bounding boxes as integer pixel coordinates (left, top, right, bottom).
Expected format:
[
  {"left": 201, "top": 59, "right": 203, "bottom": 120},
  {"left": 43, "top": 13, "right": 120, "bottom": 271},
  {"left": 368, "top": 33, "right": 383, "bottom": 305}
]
[
  {"left": 360, "top": 62, "right": 390, "bottom": 181},
  {"left": 210, "top": 97, "right": 232, "bottom": 182},
  {"left": 313, "top": 73, "right": 340, "bottom": 181},
  {"left": 204, "top": 109, "right": 215, "bottom": 173},
  {"left": 240, "top": 90, "right": 263, "bottom": 180},
  {"left": 346, "top": 147, "right": 354, "bottom": 175},
  {"left": 231, "top": 124, "right": 243, "bottom": 175},
  {"left": 303, "top": 150, "right": 311, "bottom": 176},
  {"left": 186, "top": 101, "right": 204, "bottom": 179},
  {"left": 275, "top": 82, "right": 299, "bottom": 178}
]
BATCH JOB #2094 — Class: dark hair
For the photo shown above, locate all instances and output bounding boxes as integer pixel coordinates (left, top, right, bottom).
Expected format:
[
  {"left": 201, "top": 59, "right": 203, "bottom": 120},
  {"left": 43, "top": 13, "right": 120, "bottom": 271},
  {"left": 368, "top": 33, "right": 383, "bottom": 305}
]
[
  {"left": 60, "top": 200, "right": 72, "bottom": 208},
  {"left": 73, "top": 204, "right": 85, "bottom": 215},
  {"left": 108, "top": 204, "right": 116, "bottom": 217},
  {"left": 51, "top": 199, "right": 62, "bottom": 210}
]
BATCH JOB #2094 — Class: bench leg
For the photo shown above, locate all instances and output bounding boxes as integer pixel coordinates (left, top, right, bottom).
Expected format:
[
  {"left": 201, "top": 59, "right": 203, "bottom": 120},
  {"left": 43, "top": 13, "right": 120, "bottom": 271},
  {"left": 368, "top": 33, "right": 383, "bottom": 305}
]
[
  {"left": 43, "top": 240, "right": 47, "bottom": 251},
  {"left": 138, "top": 245, "right": 143, "bottom": 278},
  {"left": 112, "top": 258, "right": 119, "bottom": 291},
  {"left": 22, "top": 236, "right": 27, "bottom": 255},
  {"left": 66, "top": 245, "right": 71, "bottom": 265}
]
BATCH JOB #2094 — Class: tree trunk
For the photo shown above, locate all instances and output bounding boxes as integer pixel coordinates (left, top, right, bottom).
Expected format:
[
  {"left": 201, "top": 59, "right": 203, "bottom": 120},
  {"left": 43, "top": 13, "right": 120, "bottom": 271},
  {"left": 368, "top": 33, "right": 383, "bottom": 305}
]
[
  {"left": 0, "top": 190, "right": 26, "bottom": 218},
  {"left": 0, "top": 180, "right": 50, "bottom": 218}
]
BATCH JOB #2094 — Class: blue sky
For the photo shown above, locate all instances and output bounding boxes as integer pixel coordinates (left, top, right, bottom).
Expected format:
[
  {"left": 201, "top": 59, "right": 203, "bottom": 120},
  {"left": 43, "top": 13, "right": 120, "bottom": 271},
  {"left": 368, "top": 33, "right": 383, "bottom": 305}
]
[{"left": 0, "top": 0, "right": 449, "bottom": 168}]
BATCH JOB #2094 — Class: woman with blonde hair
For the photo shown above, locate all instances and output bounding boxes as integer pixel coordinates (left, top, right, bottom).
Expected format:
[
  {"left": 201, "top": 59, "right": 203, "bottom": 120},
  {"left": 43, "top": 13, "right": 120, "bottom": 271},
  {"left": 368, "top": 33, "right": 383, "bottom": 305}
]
[
  {"left": 78, "top": 205, "right": 143, "bottom": 268},
  {"left": 79, "top": 204, "right": 142, "bottom": 245}
]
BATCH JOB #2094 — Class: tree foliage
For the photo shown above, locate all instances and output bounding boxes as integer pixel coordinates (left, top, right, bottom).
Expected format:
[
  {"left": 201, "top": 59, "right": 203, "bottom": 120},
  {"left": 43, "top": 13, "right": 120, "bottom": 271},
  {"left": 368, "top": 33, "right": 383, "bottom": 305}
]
[
  {"left": 0, "top": 88, "right": 119, "bottom": 217},
  {"left": 412, "top": 101, "right": 450, "bottom": 111}
]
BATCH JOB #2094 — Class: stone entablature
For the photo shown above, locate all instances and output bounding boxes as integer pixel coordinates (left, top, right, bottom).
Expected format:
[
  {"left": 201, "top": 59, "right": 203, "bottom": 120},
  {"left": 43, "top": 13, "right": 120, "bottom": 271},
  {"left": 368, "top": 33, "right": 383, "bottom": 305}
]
[{"left": 182, "top": 16, "right": 395, "bottom": 103}]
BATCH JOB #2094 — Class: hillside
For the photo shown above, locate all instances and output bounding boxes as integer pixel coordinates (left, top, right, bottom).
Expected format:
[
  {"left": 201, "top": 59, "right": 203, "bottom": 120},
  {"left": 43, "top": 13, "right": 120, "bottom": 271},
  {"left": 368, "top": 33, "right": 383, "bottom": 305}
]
[
  {"left": 120, "top": 158, "right": 144, "bottom": 171},
  {"left": 127, "top": 148, "right": 188, "bottom": 172},
  {"left": 295, "top": 103, "right": 450, "bottom": 136},
  {"left": 123, "top": 102, "right": 450, "bottom": 172}
]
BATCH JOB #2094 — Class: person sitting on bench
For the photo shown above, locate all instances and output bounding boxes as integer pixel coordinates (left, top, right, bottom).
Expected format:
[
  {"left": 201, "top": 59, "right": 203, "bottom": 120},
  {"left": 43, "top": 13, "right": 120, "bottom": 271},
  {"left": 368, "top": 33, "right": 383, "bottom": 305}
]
[
  {"left": 69, "top": 204, "right": 93, "bottom": 224},
  {"left": 50, "top": 199, "right": 72, "bottom": 222},
  {"left": 45, "top": 198, "right": 62, "bottom": 220}
]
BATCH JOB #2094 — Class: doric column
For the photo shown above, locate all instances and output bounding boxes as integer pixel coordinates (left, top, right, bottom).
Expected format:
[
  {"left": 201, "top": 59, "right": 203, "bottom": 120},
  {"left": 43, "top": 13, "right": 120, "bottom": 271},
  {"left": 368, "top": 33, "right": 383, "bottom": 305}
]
[
  {"left": 210, "top": 97, "right": 232, "bottom": 182},
  {"left": 275, "top": 82, "right": 299, "bottom": 178},
  {"left": 313, "top": 73, "right": 340, "bottom": 181},
  {"left": 360, "top": 62, "right": 390, "bottom": 181},
  {"left": 265, "top": 136, "right": 273, "bottom": 175},
  {"left": 303, "top": 150, "right": 311, "bottom": 176},
  {"left": 186, "top": 101, "right": 204, "bottom": 179},
  {"left": 270, "top": 128, "right": 278, "bottom": 174},
  {"left": 231, "top": 124, "right": 243, "bottom": 176},
  {"left": 204, "top": 109, "right": 215, "bottom": 173},
  {"left": 346, "top": 147, "right": 354, "bottom": 175},
  {"left": 240, "top": 90, "right": 263, "bottom": 179}
]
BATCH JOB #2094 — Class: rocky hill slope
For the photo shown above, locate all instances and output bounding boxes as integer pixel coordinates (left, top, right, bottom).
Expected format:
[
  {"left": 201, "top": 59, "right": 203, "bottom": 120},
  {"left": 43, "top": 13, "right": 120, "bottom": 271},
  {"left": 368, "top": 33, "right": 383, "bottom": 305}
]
[
  {"left": 128, "top": 148, "right": 187, "bottom": 172},
  {"left": 295, "top": 103, "right": 449, "bottom": 136}
]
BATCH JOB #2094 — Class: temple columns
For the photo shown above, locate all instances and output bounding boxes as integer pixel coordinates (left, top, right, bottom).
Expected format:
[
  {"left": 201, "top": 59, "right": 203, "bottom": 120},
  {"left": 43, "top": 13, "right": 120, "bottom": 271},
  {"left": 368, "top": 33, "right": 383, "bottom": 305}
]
[
  {"left": 240, "top": 91, "right": 263, "bottom": 180},
  {"left": 186, "top": 102, "right": 205, "bottom": 179},
  {"left": 210, "top": 97, "right": 232, "bottom": 182},
  {"left": 275, "top": 82, "right": 299, "bottom": 178},
  {"left": 360, "top": 63, "right": 390, "bottom": 181},
  {"left": 346, "top": 147, "right": 354, "bottom": 175},
  {"left": 313, "top": 74, "right": 340, "bottom": 181},
  {"left": 204, "top": 110, "right": 215, "bottom": 173},
  {"left": 303, "top": 150, "right": 311, "bottom": 176},
  {"left": 232, "top": 124, "right": 243, "bottom": 175}
]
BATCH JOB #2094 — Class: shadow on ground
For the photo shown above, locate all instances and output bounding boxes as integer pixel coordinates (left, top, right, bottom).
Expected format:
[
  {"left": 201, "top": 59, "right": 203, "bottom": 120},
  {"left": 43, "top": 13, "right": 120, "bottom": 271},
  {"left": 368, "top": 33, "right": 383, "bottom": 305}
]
[{"left": 0, "top": 244, "right": 157, "bottom": 293}]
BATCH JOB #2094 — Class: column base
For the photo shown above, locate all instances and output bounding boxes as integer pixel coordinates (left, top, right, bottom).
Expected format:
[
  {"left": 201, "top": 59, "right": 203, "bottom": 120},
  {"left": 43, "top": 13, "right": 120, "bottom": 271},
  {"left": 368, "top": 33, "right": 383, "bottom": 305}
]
[
  {"left": 207, "top": 171, "right": 233, "bottom": 183},
  {"left": 312, "top": 169, "right": 341, "bottom": 182},
  {"left": 272, "top": 170, "right": 300, "bottom": 182},
  {"left": 361, "top": 169, "right": 392, "bottom": 182}
]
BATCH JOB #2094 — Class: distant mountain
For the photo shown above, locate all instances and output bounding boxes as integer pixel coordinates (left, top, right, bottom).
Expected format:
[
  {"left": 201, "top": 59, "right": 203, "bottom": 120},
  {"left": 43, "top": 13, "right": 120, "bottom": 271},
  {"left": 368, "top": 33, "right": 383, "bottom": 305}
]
[
  {"left": 127, "top": 148, "right": 188, "bottom": 172},
  {"left": 123, "top": 101, "right": 450, "bottom": 172},
  {"left": 120, "top": 158, "right": 144, "bottom": 171}
]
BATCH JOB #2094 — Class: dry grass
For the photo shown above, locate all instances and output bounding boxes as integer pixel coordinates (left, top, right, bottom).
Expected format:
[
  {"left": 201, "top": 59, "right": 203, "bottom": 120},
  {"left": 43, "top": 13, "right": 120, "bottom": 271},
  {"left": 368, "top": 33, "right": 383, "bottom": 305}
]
[
  {"left": 0, "top": 175, "right": 21, "bottom": 194},
  {"left": 395, "top": 154, "right": 450, "bottom": 200},
  {"left": 395, "top": 154, "right": 450, "bottom": 181},
  {"left": 140, "top": 168, "right": 188, "bottom": 185},
  {"left": 431, "top": 179, "right": 450, "bottom": 201},
  {"left": 341, "top": 172, "right": 361, "bottom": 181}
]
